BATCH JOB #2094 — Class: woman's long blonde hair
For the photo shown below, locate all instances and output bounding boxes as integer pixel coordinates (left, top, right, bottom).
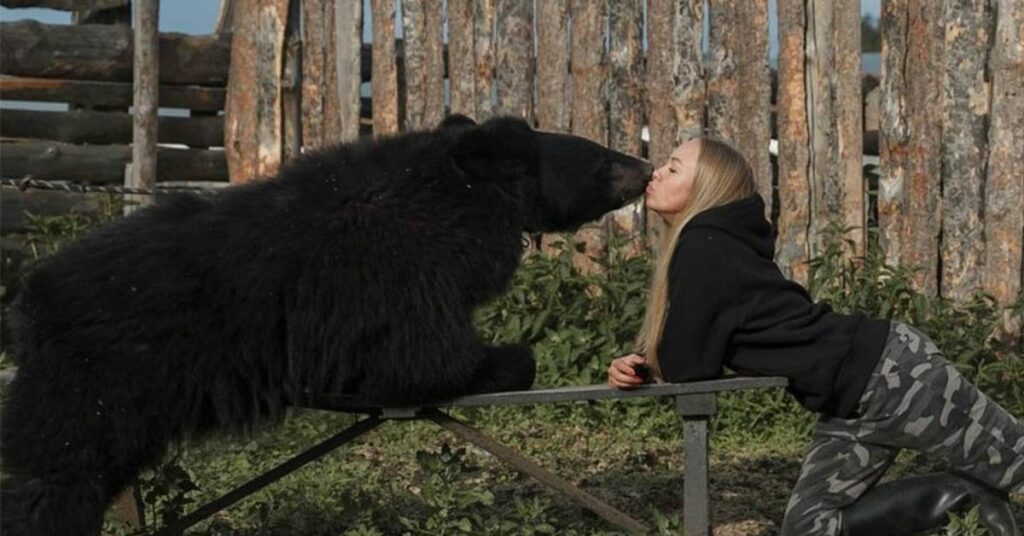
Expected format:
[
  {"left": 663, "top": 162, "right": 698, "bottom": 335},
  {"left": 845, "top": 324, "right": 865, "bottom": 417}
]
[{"left": 637, "top": 136, "right": 757, "bottom": 379}]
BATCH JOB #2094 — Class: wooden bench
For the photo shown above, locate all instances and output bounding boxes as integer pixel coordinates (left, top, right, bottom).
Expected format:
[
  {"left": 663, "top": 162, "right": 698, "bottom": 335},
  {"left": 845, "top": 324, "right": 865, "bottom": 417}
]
[{"left": 151, "top": 376, "right": 787, "bottom": 535}]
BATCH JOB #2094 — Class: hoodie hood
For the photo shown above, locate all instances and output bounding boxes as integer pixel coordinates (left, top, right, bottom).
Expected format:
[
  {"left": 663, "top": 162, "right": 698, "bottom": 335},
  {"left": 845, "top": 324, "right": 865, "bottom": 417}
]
[{"left": 681, "top": 193, "right": 775, "bottom": 259}]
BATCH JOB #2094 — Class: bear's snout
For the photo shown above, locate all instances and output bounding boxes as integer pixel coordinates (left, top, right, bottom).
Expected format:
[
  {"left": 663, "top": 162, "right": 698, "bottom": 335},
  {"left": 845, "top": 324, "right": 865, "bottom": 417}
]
[{"left": 609, "top": 157, "right": 654, "bottom": 202}]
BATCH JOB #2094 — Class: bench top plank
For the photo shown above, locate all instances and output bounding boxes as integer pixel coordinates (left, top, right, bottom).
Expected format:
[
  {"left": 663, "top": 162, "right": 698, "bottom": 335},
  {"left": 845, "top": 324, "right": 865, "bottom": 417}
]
[{"left": 303, "top": 376, "right": 788, "bottom": 412}]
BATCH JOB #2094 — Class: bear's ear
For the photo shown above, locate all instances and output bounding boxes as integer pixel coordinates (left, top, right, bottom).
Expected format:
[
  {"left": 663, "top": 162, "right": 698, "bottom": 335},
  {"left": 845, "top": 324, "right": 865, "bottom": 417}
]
[
  {"left": 451, "top": 116, "right": 536, "bottom": 180},
  {"left": 438, "top": 113, "right": 477, "bottom": 129}
]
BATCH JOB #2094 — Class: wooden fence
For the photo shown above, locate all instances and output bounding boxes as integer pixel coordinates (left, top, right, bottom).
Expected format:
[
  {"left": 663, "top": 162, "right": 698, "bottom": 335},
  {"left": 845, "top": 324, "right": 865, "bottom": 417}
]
[{"left": 1, "top": 0, "right": 1021, "bottom": 316}]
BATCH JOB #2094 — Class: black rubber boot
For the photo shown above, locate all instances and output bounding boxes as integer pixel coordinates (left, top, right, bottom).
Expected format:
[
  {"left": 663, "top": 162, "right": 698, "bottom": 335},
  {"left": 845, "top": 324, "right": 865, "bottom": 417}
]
[{"left": 840, "top": 471, "right": 1020, "bottom": 536}]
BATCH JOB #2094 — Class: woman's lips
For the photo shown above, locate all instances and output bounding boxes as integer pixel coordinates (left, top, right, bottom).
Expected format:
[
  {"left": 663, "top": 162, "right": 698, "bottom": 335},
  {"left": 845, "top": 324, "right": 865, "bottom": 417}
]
[{"left": 645, "top": 183, "right": 654, "bottom": 194}]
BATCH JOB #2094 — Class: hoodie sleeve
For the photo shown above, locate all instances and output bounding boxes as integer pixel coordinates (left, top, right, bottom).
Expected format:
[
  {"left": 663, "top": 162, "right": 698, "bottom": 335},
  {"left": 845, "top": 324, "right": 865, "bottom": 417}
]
[{"left": 656, "top": 228, "right": 744, "bottom": 383}]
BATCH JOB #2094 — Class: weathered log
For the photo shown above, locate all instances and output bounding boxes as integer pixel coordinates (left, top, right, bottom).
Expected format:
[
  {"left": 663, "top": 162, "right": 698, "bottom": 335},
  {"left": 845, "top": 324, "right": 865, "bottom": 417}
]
[
  {"left": 535, "top": 0, "right": 569, "bottom": 133},
  {"left": 371, "top": 0, "right": 399, "bottom": 133},
  {"left": 607, "top": 0, "right": 646, "bottom": 260},
  {"left": 940, "top": 0, "right": 992, "bottom": 302},
  {"left": 982, "top": 0, "right": 1024, "bottom": 312},
  {"left": 707, "top": 0, "right": 771, "bottom": 220},
  {"left": 446, "top": 0, "right": 475, "bottom": 117},
  {"left": 401, "top": 0, "right": 445, "bottom": 130},
  {"left": 473, "top": 0, "right": 496, "bottom": 120},
  {"left": 1, "top": 187, "right": 112, "bottom": 234},
  {"left": 128, "top": 0, "right": 159, "bottom": 212},
  {"left": 1, "top": 141, "right": 227, "bottom": 184},
  {"left": 776, "top": 0, "right": 811, "bottom": 286},
  {"left": 333, "top": 0, "right": 363, "bottom": 143},
  {"left": 224, "top": 0, "right": 289, "bottom": 183},
  {"left": 878, "top": 0, "right": 944, "bottom": 297},
  {"left": 0, "top": 0, "right": 128, "bottom": 10},
  {"left": 0, "top": 109, "right": 223, "bottom": 147},
  {"left": 282, "top": 0, "right": 302, "bottom": 160},
  {"left": 570, "top": 0, "right": 608, "bottom": 274},
  {"left": 0, "top": 77, "right": 225, "bottom": 111},
  {"left": 645, "top": 0, "right": 704, "bottom": 250},
  {"left": 0, "top": 20, "right": 231, "bottom": 86},
  {"left": 805, "top": 0, "right": 865, "bottom": 257},
  {"left": 494, "top": 0, "right": 532, "bottom": 121}
]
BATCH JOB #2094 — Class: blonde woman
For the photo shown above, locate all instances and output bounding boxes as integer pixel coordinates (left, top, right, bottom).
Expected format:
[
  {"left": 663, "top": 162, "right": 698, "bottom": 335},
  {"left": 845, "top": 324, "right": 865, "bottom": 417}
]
[{"left": 606, "top": 137, "right": 1022, "bottom": 535}]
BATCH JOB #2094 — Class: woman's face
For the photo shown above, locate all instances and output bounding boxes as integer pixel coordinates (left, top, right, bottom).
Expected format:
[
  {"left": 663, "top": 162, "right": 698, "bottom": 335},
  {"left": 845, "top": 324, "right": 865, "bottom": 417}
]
[{"left": 645, "top": 139, "right": 699, "bottom": 219}]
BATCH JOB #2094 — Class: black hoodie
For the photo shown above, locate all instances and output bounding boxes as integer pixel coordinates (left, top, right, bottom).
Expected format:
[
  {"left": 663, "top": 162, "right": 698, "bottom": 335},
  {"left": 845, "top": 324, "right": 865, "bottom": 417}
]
[{"left": 657, "top": 193, "right": 891, "bottom": 418}]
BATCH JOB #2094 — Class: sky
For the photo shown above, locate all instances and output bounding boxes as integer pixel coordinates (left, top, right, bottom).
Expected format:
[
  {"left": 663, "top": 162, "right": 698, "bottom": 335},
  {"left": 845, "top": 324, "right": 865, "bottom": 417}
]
[{"left": 1, "top": 0, "right": 884, "bottom": 61}]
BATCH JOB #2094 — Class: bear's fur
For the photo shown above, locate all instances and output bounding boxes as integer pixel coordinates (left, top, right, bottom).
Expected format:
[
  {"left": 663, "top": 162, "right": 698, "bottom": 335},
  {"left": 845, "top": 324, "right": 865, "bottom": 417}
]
[{"left": 0, "top": 115, "right": 651, "bottom": 535}]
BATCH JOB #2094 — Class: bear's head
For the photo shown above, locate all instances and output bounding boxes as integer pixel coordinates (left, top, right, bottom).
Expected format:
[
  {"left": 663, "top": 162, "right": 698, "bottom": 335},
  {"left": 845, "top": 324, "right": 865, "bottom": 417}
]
[{"left": 444, "top": 115, "right": 653, "bottom": 232}]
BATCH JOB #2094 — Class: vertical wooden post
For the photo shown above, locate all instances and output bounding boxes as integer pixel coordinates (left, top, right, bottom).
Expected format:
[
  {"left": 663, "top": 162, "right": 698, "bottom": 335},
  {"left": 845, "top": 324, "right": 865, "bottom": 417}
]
[
  {"left": 941, "top": 0, "right": 993, "bottom": 302},
  {"left": 607, "top": 0, "right": 645, "bottom": 261},
  {"left": 282, "top": 0, "right": 302, "bottom": 160},
  {"left": 805, "top": 0, "right": 865, "bottom": 258},
  {"left": 776, "top": 0, "right": 812, "bottom": 286},
  {"left": 878, "top": 0, "right": 944, "bottom": 297},
  {"left": 494, "top": 0, "right": 532, "bottom": 121},
  {"left": 706, "top": 0, "right": 772, "bottom": 220},
  {"left": 371, "top": 0, "right": 399, "bottom": 134},
  {"left": 676, "top": 394, "right": 717, "bottom": 536},
  {"left": 645, "top": 0, "right": 705, "bottom": 252},
  {"left": 333, "top": 0, "right": 363, "bottom": 143},
  {"left": 569, "top": 0, "right": 608, "bottom": 275},
  {"left": 473, "top": 0, "right": 496, "bottom": 120},
  {"left": 127, "top": 0, "right": 159, "bottom": 214},
  {"left": 982, "top": 0, "right": 1024, "bottom": 337},
  {"left": 401, "top": 0, "right": 445, "bottom": 131},
  {"left": 447, "top": 0, "right": 476, "bottom": 117},
  {"left": 535, "top": 0, "right": 570, "bottom": 133}
]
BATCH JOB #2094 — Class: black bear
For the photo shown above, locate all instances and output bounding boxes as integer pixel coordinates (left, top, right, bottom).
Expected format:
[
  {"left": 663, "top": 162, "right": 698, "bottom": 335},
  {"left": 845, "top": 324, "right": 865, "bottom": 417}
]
[{"left": 0, "top": 114, "right": 651, "bottom": 535}]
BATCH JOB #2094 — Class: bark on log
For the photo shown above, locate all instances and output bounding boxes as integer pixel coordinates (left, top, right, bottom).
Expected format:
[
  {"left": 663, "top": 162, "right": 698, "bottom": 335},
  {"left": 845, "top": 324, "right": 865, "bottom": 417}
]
[
  {"left": 806, "top": 0, "right": 865, "bottom": 258},
  {"left": 569, "top": 0, "right": 608, "bottom": 274},
  {"left": 0, "top": 109, "right": 223, "bottom": 147},
  {"left": 607, "top": 0, "right": 646, "bottom": 260},
  {"left": 0, "top": 21, "right": 230, "bottom": 86},
  {"left": 535, "top": 0, "right": 569, "bottom": 133},
  {"left": 1, "top": 141, "right": 227, "bottom": 184},
  {"left": 878, "top": 0, "right": 944, "bottom": 297},
  {"left": 282, "top": 0, "right": 302, "bottom": 160},
  {"left": 0, "top": 77, "right": 225, "bottom": 111},
  {"left": 401, "top": 0, "right": 445, "bottom": 130},
  {"left": 940, "top": 0, "right": 992, "bottom": 302},
  {"left": 494, "top": 0, "right": 532, "bottom": 121},
  {"left": 446, "top": 0, "right": 475, "bottom": 117},
  {"left": 0, "top": 0, "right": 128, "bottom": 10},
  {"left": 129, "top": 0, "right": 159, "bottom": 212},
  {"left": 982, "top": 0, "right": 1024, "bottom": 312},
  {"left": 776, "top": 0, "right": 812, "bottom": 286},
  {"left": 371, "top": 0, "right": 399, "bottom": 133},
  {"left": 706, "top": 0, "right": 771, "bottom": 220},
  {"left": 474, "top": 1, "right": 496, "bottom": 120},
  {"left": 224, "top": 0, "right": 289, "bottom": 183}
]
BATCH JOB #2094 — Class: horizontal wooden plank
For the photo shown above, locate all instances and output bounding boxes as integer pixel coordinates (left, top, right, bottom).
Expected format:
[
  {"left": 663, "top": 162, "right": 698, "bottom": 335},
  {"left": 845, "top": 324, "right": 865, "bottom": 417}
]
[
  {"left": 1, "top": 186, "right": 112, "bottom": 233},
  {"left": 1, "top": 108, "right": 223, "bottom": 146},
  {"left": 0, "top": 0, "right": 128, "bottom": 9},
  {"left": 0, "top": 77, "right": 226, "bottom": 111},
  {"left": 0, "top": 20, "right": 230, "bottom": 86},
  {"left": 303, "top": 376, "right": 789, "bottom": 413},
  {"left": 1, "top": 141, "right": 227, "bottom": 183}
]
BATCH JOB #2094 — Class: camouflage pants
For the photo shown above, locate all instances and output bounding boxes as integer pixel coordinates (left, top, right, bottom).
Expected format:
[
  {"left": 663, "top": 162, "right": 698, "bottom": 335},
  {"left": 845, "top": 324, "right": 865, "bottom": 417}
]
[{"left": 781, "top": 320, "right": 1024, "bottom": 535}]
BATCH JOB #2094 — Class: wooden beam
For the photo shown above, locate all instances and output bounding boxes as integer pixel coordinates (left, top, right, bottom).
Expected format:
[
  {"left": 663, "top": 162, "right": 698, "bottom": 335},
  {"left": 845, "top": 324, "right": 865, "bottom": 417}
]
[
  {"left": 0, "top": 77, "right": 226, "bottom": 111},
  {"left": 401, "top": 0, "right": 445, "bottom": 131},
  {"left": 371, "top": 0, "right": 399, "bottom": 133},
  {"left": 0, "top": 21, "right": 230, "bottom": 86},
  {"left": 0, "top": 0, "right": 128, "bottom": 10},
  {"left": 1, "top": 141, "right": 227, "bottom": 184},
  {"left": 446, "top": 0, "right": 476, "bottom": 117},
  {"left": 982, "top": 0, "right": 1024, "bottom": 313},
  {"left": 0, "top": 109, "right": 223, "bottom": 147},
  {"left": 129, "top": 0, "right": 160, "bottom": 212},
  {"left": 494, "top": 0, "right": 532, "bottom": 120}
]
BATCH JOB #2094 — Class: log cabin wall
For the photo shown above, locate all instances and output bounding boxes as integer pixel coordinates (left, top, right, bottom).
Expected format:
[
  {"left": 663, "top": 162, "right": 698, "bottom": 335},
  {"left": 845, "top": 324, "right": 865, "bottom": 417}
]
[{"left": 1, "top": 0, "right": 1021, "bottom": 326}]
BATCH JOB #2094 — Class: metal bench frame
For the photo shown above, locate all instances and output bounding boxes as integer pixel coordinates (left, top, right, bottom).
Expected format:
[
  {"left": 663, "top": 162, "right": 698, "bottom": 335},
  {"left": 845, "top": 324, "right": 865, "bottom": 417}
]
[{"left": 154, "top": 377, "right": 787, "bottom": 535}]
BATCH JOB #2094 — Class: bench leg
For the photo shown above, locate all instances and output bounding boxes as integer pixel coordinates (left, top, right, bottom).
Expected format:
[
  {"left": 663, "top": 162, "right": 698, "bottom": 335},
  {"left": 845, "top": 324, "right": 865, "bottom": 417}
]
[
  {"left": 423, "top": 408, "right": 652, "bottom": 534},
  {"left": 676, "top": 394, "right": 716, "bottom": 536},
  {"left": 153, "top": 415, "right": 382, "bottom": 536}
]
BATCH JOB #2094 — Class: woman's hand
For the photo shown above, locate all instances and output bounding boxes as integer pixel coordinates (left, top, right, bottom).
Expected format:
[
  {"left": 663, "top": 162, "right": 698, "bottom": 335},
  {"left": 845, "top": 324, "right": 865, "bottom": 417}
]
[{"left": 607, "top": 353, "right": 647, "bottom": 389}]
